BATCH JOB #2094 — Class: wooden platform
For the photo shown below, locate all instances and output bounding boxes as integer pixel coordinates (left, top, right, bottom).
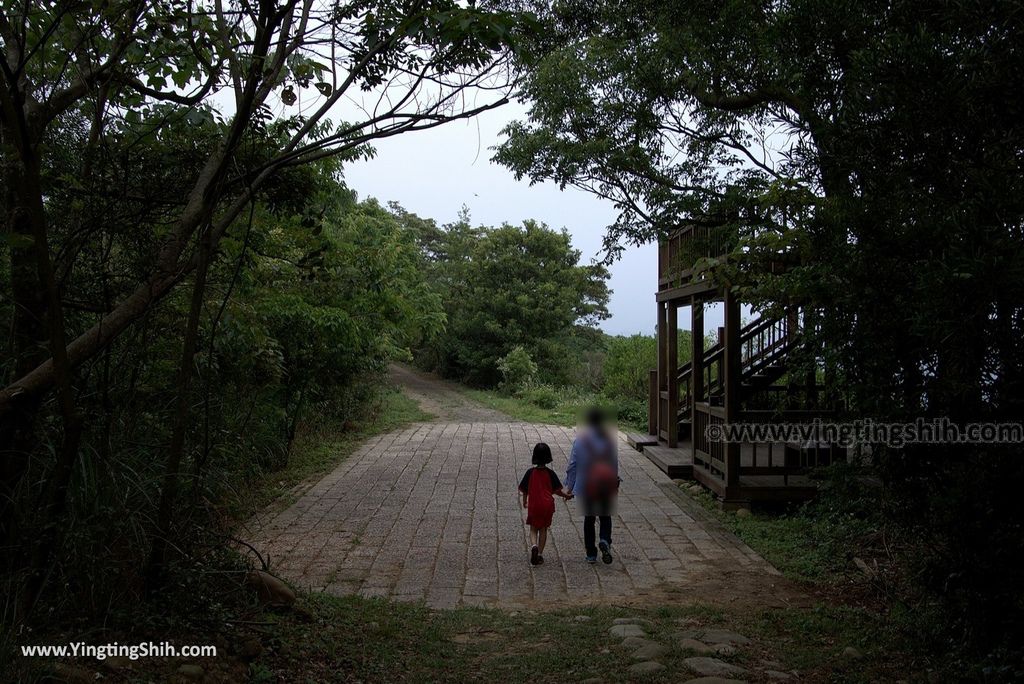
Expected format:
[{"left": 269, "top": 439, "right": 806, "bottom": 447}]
[
  {"left": 692, "top": 467, "right": 818, "bottom": 503},
  {"left": 643, "top": 445, "right": 693, "bottom": 479},
  {"left": 625, "top": 432, "right": 659, "bottom": 450},
  {"left": 632, "top": 437, "right": 820, "bottom": 502}
]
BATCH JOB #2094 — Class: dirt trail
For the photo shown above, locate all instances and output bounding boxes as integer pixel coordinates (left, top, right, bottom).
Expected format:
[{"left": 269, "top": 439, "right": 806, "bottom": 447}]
[{"left": 388, "top": 363, "right": 510, "bottom": 422}]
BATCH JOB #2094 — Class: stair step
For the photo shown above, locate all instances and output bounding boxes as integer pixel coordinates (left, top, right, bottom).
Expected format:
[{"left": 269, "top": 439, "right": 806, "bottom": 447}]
[
  {"left": 626, "top": 432, "right": 659, "bottom": 451},
  {"left": 643, "top": 445, "right": 693, "bottom": 479}
]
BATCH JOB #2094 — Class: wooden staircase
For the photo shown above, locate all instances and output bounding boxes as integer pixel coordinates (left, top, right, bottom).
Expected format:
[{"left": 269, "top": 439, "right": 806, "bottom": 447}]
[{"left": 675, "top": 312, "right": 800, "bottom": 441}]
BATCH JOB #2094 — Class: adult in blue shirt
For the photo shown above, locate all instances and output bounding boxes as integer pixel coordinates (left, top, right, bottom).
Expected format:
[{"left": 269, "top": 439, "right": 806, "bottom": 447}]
[{"left": 565, "top": 407, "right": 619, "bottom": 564}]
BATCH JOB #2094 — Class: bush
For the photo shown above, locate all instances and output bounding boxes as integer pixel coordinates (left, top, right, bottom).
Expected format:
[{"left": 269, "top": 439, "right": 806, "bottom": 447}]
[
  {"left": 602, "top": 335, "right": 657, "bottom": 401},
  {"left": 602, "top": 333, "right": 693, "bottom": 404},
  {"left": 519, "top": 383, "right": 561, "bottom": 409},
  {"left": 497, "top": 346, "right": 538, "bottom": 392},
  {"left": 608, "top": 396, "right": 647, "bottom": 428}
]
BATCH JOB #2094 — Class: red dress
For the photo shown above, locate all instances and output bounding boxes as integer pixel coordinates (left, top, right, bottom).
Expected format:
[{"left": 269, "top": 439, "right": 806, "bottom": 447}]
[{"left": 518, "top": 467, "right": 562, "bottom": 529}]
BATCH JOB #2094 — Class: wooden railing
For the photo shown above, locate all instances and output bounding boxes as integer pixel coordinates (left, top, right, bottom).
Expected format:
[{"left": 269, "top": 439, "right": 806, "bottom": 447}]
[
  {"left": 740, "top": 315, "right": 793, "bottom": 374},
  {"left": 692, "top": 402, "right": 726, "bottom": 477},
  {"left": 675, "top": 311, "right": 799, "bottom": 418},
  {"left": 734, "top": 405, "right": 841, "bottom": 480},
  {"left": 658, "top": 225, "right": 737, "bottom": 290},
  {"left": 649, "top": 306, "right": 843, "bottom": 495},
  {"left": 742, "top": 385, "right": 835, "bottom": 414}
]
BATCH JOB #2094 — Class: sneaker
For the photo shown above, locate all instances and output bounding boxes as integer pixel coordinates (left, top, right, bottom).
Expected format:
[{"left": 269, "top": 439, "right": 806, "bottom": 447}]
[
  {"left": 585, "top": 555, "right": 598, "bottom": 564},
  {"left": 530, "top": 545, "right": 540, "bottom": 566},
  {"left": 599, "top": 540, "right": 613, "bottom": 564}
]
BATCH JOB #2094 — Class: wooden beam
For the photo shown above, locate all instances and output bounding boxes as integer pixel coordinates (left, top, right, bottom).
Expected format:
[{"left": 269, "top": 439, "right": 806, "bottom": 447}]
[
  {"left": 691, "top": 303, "right": 705, "bottom": 400},
  {"left": 656, "top": 279, "right": 718, "bottom": 302}
]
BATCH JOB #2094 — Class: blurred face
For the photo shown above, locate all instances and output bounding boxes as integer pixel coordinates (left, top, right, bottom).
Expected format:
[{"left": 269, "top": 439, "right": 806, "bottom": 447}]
[{"left": 576, "top": 406, "right": 617, "bottom": 435}]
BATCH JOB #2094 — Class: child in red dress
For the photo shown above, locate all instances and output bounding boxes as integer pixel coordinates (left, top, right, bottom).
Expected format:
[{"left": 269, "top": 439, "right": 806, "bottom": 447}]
[{"left": 518, "top": 443, "right": 573, "bottom": 566}]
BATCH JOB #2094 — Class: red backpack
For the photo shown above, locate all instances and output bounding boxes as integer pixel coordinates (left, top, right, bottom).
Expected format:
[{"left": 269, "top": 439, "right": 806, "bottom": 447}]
[{"left": 584, "top": 436, "right": 619, "bottom": 500}]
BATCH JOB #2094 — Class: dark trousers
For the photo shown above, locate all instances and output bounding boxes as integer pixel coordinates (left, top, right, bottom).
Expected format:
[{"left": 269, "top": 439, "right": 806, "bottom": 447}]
[{"left": 583, "top": 515, "right": 612, "bottom": 556}]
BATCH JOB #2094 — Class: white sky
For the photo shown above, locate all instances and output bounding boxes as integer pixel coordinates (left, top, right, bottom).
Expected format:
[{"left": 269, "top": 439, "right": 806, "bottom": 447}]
[{"left": 342, "top": 100, "right": 663, "bottom": 336}]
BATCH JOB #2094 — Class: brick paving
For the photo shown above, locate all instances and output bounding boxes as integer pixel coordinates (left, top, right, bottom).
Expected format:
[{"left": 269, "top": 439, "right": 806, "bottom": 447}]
[{"left": 247, "top": 421, "right": 780, "bottom": 609}]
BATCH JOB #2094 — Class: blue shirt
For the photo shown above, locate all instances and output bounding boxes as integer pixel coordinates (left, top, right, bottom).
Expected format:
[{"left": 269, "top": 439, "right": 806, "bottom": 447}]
[{"left": 564, "top": 429, "right": 618, "bottom": 497}]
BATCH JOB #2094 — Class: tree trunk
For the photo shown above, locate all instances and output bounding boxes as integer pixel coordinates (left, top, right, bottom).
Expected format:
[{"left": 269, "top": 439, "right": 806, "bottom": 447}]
[
  {"left": 11, "top": 129, "right": 84, "bottom": 619},
  {"left": 144, "top": 225, "right": 213, "bottom": 592}
]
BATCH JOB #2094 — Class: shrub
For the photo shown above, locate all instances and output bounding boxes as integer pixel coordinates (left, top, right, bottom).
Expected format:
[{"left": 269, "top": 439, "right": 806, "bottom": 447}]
[
  {"left": 609, "top": 396, "right": 646, "bottom": 428},
  {"left": 497, "top": 346, "right": 538, "bottom": 392},
  {"left": 520, "top": 383, "right": 561, "bottom": 409},
  {"left": 603, "top": 333, "right": 692, "bottom": 403},
  {"left": 602, "top": 334, "right": 656, "bottom": 401}
]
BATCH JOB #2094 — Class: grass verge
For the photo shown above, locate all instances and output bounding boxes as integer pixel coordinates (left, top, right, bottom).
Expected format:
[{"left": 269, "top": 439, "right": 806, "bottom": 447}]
[
  {"left": 248, "top": 593, "right": 923, "bottom": 683},
  {"left": 240, "top": 387, "right": 434, "bottom": 516},
  {"left": 462, "top": 388, "right": 580, "bottom": 426},
  {"left": 15, "top": 589, "right": 922, "bottom": 683},
  {"left": 673, "top": 478, "right": 878, "bottom": 586},
  {"left": 462, "top": 387, "right": 647, "bottom": 433}
]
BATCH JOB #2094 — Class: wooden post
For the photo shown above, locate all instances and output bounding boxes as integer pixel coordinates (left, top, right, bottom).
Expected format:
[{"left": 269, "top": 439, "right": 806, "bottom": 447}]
[
  {"left": 648, "top": 369, "right": 658, "bottom": 435},
  {"left": 667, "top": 302, "right": 679, "bottom": 448},
  {"left": 692, "top": 300, "right": 704, "bottom": 407},
  {"left": 786, "top": 307, "right": 800, "bottom": 409},
  {"left": 804, "top": 309, "right": 818, "bottom": 408},
  {"left": 657, "top": 301, "right": 668, "bottom": 441},
  {"left": 723, "top": 290, "right": 743, "bottom": 503},
  {"left": 691, "top": 300, "right": 704, "bottom": 462}
]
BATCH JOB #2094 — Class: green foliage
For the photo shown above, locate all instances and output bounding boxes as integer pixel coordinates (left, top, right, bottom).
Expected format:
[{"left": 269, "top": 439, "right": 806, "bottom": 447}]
[
  {"left": 0, "top": 0, "right": 530, "bottom": 625},
  {"left": 408, "top": 212, "right": 610, "bottom": 386},
  {"left": 601, "top": 332, "right": 692, "bottom": 402},
  {"left": 0, "top": 134, "right": 440, "bottom": 621},
  {"left": 496, "top": 346, "right": 538, "bottom": 392},
  {"left": 602, "top": 335, "right": 657, "bottom": 401},
  {"left": 684, "top": 466, "right": 881, "bottom": 585},
  {"left": 199, "top": 190, "right": 444, "bottom": 481},
  {"left": 241, "top": 388, "right": 433, "bottom": 517},
  {"left": 518, "top": 383, "right": 561, "bottom": 410}
]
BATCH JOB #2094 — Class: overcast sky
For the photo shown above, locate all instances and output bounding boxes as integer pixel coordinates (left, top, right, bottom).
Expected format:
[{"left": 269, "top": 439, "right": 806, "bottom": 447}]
[{"left": 342, "top": 100, "right": 662, "bottom": 337}]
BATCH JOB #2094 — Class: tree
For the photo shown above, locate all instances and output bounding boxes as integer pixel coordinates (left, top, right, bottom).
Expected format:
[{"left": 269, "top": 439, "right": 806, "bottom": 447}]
[
  {"left": 0, "top": 0, "right": 530, "bottom": 608},
  {"left": 414, "top": 215, "right": 610, "bottom": 385},
  {"left": 245, "top": 196, "right": 443, "bottom": 451},
  {"left": 1, "top": 0, "right": 523, "bottom": 414}
]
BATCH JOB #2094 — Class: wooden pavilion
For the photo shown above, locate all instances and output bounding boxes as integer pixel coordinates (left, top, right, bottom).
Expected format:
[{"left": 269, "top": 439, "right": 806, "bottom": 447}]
[{"left": 627, "top": 226, "right": 842, "bottom": 507}]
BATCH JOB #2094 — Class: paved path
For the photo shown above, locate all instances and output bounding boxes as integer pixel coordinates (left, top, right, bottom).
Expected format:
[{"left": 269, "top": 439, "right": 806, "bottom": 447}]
[{"left": 247, "top": 368, "right": 790, "bottom": 609}]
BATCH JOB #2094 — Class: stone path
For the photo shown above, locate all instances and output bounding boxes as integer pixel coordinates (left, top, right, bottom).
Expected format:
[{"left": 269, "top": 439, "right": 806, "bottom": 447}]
[
  {"left": 604, "top": 616, "right": 800, "bottom": 682},
  {"left": 245, "top": 368, "right": 785, "bottom": 609}
]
